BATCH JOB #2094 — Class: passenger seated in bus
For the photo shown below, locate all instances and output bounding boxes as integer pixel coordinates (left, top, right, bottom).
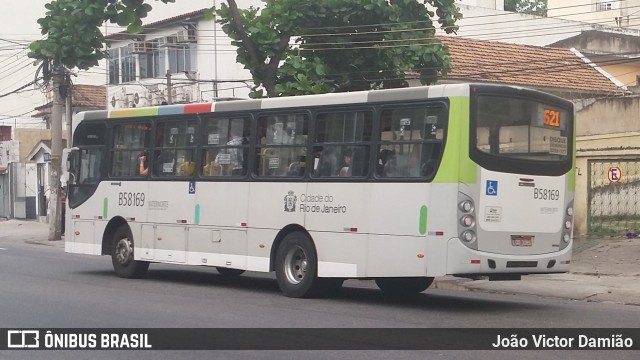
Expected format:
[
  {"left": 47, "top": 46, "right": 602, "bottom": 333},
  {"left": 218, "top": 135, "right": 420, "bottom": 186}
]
[
  {"left": 315, "top": 147, "right": 339, "bottom": 176},
  {"left": 287, "top": 155, "right": 306, "bottom": 176},
  {"left": 155, "top": 151, "right": 176, "bottom": 176},
  {"left": 339, "top": 149, "right": 352, "bottom": 176},
  {"left": 203, "top": 161, "right": 221, "bottom": 176},
  {"left": 138, "top": 151, "right": 149, "bottom": 176},
  {"left": 178, "top": 160, "right": 196, "bottom": 176},
  {"left": 376, "top": 149, "right": 394, "bottom": 176},
  {"left": 215, "top": 127, "right": 247, "bottom": 176}
]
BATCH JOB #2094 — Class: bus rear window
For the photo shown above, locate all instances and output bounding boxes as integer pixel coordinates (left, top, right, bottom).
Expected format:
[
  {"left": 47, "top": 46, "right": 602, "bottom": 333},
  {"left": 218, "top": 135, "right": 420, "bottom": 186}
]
[{"left": 475, "top": 95, "right": 570, "bottom": 162}]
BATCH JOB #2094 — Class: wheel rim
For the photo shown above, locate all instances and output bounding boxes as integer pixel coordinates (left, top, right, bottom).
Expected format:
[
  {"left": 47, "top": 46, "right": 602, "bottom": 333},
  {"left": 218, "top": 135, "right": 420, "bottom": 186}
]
[
  {"left": 283, "top": 245, "right": 308, "bottom": 285},
  {"left": 114, "top": 237, "right": 133, "bottom": 266}
]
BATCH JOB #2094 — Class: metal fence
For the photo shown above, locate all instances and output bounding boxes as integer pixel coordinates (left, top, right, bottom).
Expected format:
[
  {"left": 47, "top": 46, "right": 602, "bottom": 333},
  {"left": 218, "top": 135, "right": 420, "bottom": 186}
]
[{"left": 588, "top": 159, "right": 640, "bottom": 235}]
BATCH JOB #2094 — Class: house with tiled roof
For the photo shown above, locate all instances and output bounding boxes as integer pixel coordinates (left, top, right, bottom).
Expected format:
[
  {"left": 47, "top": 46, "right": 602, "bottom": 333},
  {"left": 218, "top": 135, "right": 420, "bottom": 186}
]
[
  {"left": 425, "top": 35, "right": 627, "bottom": 98},
  {"left": 32, "top": 84, "right": 106, "bottom": 134}
]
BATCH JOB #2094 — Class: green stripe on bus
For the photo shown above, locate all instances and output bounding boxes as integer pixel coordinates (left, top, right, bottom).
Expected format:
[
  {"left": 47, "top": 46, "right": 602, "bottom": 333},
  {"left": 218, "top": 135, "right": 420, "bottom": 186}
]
[
  {"left": 433, "top": 97, "right": 477, "bottom": 184},
  {"left": 195, "top": 204, "right": 200, "bottom": 225},
  {"left": 568, "top": 114, "right": 576, "bottom": 191},
  {"left": 103, "top": 197, "right": 108, "bottom": 219},
  {"left": 419, "top": 205, "right": 428, "bottom": 235}
]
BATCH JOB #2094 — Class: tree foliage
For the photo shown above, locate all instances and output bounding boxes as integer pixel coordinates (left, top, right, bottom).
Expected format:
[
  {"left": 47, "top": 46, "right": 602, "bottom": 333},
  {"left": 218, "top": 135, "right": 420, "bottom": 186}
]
[
  {"left": 29, "top": 0, "right": 462, "bottom": 98},
  {"left": 504, "top": 0, "right": 547, "bottom": 17},
  {"left": 29, "top": 0, "right": 175, "bottom": 70},
  {"left": 216, "top": 0, "right": 462, "bottom": 97}
]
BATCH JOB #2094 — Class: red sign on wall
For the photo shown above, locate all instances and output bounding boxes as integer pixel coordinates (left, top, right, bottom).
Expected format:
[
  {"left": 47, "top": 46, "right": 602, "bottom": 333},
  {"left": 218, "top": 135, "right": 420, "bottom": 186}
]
[{"left": 608, "top": 167, "right": 622, "bottom": 183}]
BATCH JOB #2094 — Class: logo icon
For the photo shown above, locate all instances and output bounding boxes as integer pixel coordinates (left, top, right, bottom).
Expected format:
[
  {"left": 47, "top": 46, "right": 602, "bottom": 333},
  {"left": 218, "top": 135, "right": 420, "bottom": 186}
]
[
  {"left": 486, "top": 180, "right": 498, "bottom": 196},
  {"left": 284, "top": 190, "right": 297, "bottom": 212},
  {"left": 188, "top": 180, "right": 196, "bottom": 194},
  {"left": 7, "top": 330, "right": 40, "bottom": 348}
]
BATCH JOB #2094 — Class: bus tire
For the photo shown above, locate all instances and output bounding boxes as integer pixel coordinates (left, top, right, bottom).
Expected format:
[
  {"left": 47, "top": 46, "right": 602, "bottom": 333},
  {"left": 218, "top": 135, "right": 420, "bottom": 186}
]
[
  {"left": 375, "top": 277, "right": 434, "bottom": 296},
  {"left": 275, "top": 231, "right": 323, "bottom": 298},
  {"left": 216, "top": 267, "right": 245, "bottom": 276},
  {"left": 111, "top": 225, "right": 149, "bottom": 279}
]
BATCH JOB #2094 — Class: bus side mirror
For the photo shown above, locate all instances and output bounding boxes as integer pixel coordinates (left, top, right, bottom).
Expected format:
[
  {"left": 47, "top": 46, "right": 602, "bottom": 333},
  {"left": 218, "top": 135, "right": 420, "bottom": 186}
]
[{"left": 62, "top": 147, "right": 79, "bottom": 185}]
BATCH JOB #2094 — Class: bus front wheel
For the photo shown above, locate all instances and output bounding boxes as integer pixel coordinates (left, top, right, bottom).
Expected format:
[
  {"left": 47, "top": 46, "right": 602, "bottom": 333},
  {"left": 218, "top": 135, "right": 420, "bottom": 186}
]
[
  {"left": 111, "top": 225, "right": 149, "bottom": 278},
  {"left": 275, "top": 231, "right": 325, "bottom": 298},
  {"left": 375, "top": 277, "right": 434, "bottom": 296}
]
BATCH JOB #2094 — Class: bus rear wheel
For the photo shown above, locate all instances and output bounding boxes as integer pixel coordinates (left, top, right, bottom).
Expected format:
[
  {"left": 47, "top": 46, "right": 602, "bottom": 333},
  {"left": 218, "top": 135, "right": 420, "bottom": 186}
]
[
  {"left": 375, "top": 277, "right": 434, "bottom": 296},
  {"left": 216, "top": 267, "right": 245, "bottom": 276},
  {"left": 111, "top": 225, "right": 149, "bottom": 278},
  {"left": 275, "top": 231, "right": 326, "bottom": 298}
]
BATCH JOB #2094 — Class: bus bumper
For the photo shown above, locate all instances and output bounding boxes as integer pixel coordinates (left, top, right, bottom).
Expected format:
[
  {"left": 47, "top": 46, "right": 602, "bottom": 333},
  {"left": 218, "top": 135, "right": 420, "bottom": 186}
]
[{"left": 446, "top": 237, "right": 572, "bottom": 278}]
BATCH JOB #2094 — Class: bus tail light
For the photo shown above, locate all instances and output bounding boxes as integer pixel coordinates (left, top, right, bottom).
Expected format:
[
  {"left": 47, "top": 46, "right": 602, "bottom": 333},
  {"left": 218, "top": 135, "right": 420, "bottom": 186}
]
[
  {"left": 459, "top": 200, "right": 474, "bottom": 213},
  {"left": 460, "top": 215, "right": 475, "bottom": 227},
  {"left": 560, "top": 201, "right": 574, "bottom": 250},
  {"left": 461, "top": 230, "right": 476, "bottom": 243},
  {"left": 458, "top": 193, "right": 478, "bottom": 248}
]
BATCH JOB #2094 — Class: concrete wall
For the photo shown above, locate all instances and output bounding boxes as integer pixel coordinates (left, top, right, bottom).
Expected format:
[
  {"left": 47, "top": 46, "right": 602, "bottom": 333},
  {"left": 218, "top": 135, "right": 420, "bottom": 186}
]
[
  {"left": 449, "top": 4, "right": 585, "bottom": 46},
  {"left": 576, "top": 96, "right": 640, "bottom": 136},
  {"left": 548, "top": 0, "right": 640, "bottom": 29},
  {"left": 574, "top": 95, "right": 640, "bottom": 235},
  {"left": 14, "top": 129, "right": 51, "bottom": 163}
]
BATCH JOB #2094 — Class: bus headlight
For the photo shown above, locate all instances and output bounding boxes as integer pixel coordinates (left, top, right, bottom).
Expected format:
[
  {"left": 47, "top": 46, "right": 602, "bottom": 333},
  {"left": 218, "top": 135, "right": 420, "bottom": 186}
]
[
  {"left": 562, "top": 233, "right": 571, "bottom": 243},
  {"left": 567, "top": 207, "right": 573, "bottom": 216},
  {"left": 565, "top": 220, "right": 572, "bottom": 229},
  {"left": 461, "top": 230, "right": 476, "bottom": 243}
]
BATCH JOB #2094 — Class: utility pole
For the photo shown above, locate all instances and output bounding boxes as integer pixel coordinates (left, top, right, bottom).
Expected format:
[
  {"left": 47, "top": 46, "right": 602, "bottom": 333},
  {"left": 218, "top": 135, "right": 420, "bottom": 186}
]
[
  {"left": 166, "top": 70, "right": 172, "bottom": 104},
  {"left": 65, "top": 75, "right": 72, "bottom": 147},
  {"left": 48, "top": 68, "right": 63, "bottom": 240}
]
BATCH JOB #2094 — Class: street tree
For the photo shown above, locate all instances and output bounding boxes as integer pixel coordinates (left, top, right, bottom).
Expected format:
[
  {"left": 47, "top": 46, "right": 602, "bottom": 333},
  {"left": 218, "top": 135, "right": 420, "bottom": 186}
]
[
  {"left": 504, "top": 0, "right": 547, "bottom": 17},
  {"left": 216, "top": 0, "right": 462, "bottom": 97}
]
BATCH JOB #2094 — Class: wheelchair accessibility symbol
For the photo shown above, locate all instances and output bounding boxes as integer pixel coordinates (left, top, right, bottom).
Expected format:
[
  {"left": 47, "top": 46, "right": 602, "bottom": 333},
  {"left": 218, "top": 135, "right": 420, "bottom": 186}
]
[
  {"left": 188, "top": 180, "right": 196, "bottom": 194},
  {"left": 486, "top": 180, "right": 498, "bottom": 196}
]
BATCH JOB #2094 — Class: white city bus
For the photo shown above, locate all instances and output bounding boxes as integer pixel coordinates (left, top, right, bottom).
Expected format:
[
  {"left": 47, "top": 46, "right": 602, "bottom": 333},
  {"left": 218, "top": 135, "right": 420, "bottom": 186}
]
[{"left": 64, "top": 83, "right": 574, "bottom": 298}]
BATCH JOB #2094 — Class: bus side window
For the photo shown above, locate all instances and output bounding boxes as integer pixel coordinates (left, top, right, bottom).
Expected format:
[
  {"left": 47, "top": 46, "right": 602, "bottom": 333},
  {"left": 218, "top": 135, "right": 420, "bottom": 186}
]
[{"left": 255, "top": 113, "right": 308, "bottom": 177}]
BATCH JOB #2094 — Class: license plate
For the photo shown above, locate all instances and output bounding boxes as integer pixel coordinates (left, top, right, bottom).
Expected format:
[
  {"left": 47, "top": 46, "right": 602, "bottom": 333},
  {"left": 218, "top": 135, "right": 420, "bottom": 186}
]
[{"left": 511, "top": 235, "right": 533, "bottom": 247}]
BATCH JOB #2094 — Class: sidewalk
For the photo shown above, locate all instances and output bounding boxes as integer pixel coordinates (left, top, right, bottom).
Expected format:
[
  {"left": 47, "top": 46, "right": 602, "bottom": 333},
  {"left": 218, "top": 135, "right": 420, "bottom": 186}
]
[
  {"left": 433, "top": 236, "right": 640, "bottom": 305},
  {"left": 1, "top": 219, "right": 639, "bottom": 305}
]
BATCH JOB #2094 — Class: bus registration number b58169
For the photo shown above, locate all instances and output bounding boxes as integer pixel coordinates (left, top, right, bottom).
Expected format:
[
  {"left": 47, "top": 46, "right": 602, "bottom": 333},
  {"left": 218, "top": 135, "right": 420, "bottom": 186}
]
[{"left": 533, "top": 188, "right": 560, "bottom": 201}]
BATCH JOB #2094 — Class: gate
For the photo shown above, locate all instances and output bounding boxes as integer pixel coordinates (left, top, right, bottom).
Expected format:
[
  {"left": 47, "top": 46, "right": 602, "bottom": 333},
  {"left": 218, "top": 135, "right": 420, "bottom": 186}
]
[
  {"left": 588, "top": 159, "right": 640, "bottom": 235},
  {"left": 0, "top": 173, "right": 8, "bottom": 218},
  {"left": 9, "top": 163, "right": 38, "bottom": 220}
]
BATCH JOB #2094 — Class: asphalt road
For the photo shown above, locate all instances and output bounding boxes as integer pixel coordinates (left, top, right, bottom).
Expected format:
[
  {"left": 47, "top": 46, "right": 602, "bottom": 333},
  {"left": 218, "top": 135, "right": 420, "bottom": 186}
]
[{"left": 1, "top": 239, "right": 639, "bottom": 360}]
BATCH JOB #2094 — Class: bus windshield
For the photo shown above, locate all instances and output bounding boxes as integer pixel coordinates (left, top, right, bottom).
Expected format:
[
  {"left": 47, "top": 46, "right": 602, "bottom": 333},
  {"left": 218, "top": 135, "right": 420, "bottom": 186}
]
[{"left": 471, "top": 92, "right": 573, "bottom": 176}]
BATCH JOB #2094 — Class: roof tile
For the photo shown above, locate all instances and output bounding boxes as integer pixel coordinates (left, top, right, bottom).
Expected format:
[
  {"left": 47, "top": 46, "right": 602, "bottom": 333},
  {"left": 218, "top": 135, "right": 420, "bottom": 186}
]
[{"left": 438, "top": 35, "right": 624, "bottom": 95}]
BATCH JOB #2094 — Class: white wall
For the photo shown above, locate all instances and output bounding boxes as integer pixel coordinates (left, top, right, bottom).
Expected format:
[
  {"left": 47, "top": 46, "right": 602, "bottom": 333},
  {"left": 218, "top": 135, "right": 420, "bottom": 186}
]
[
  {"left": 107, "top": 0, "right": 263, "bottom": 109},
  {"left": 446, "top": 4, "right": 589, "bottom": 46}
]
